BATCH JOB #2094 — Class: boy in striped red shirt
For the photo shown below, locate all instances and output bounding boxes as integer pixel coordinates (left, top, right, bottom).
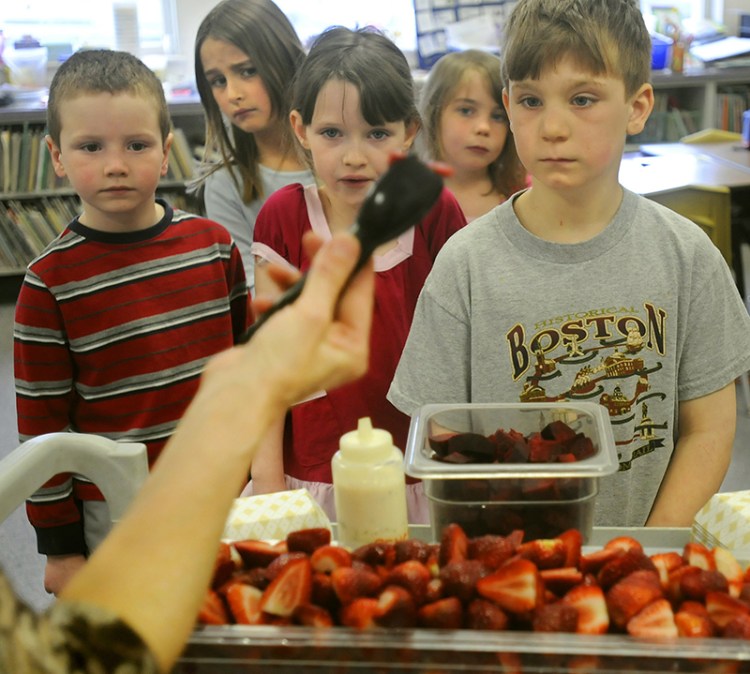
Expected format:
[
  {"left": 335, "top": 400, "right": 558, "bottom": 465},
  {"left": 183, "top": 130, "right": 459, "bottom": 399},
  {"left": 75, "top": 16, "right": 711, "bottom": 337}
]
[{"left": 14, "top": 49, "right": 250, "bottom": 595}]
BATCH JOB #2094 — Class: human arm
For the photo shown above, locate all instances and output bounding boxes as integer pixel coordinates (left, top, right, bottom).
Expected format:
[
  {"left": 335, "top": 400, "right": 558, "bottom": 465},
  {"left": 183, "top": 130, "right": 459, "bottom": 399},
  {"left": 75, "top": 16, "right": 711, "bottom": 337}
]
[
  {"left": 58, "top": 231, "right": 374, "bottom": 672},
  {"left": 243, "top": 258, "right": 296, "bottom": 494},
  {"left": 247, "top": 418, "right": 287, "bottom": 494},
  {"left": 645, "top": 383, "right": 735, "bottom": 527}
]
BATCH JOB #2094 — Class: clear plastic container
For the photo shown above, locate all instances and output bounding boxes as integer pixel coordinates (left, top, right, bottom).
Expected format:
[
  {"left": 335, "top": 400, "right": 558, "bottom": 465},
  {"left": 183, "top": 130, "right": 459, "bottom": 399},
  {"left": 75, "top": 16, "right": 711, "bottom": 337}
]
[
  {"left": 4, "top": 45, "right": 48, "bottom": 88},
  {"left": 404, "top": 402, "right": 618, "bottom": 541}
]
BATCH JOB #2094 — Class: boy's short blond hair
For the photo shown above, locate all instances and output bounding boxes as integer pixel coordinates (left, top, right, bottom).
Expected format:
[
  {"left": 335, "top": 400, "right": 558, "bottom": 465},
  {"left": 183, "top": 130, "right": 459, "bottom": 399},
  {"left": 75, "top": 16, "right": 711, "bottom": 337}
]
[
  {"left": 47, "top": 49, "right": 171, "bottom": 146},
  {"left": 501, "top": 0, "right": 651, "bottom": 97}
]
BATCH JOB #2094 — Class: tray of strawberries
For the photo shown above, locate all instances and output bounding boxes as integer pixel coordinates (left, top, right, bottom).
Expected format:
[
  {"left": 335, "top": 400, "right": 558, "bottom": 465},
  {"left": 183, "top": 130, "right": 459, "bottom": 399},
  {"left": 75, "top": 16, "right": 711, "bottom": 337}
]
[{"left": 176, "top": 524, "right": 750, "bottom": 673}]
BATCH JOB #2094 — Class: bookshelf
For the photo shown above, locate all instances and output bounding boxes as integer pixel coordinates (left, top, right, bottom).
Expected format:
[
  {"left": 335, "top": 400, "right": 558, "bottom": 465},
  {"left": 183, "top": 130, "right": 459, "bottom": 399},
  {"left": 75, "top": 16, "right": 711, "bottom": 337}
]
[
  {"left": 0, "top": 97, "right": 206, "bottom": 276},
  {"left": 629, "top": 65, "right": 750, "bottom": 144}
]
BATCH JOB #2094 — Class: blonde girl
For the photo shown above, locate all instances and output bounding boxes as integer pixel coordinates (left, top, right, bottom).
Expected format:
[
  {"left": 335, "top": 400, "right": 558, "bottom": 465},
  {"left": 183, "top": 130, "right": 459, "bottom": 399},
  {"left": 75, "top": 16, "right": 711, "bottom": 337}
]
[{"left": 419, "top": 49, "right": 527, "bottom": 221}]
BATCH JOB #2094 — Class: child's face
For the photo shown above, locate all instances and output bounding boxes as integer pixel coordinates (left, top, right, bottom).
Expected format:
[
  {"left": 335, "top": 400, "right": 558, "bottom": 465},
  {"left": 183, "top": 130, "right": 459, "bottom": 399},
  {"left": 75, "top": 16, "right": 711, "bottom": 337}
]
[
  {"left": 200, "top": 38, "right": 275, "bottom": 136},
  {"left": 502, "top": 54, "right": 653, "bottom": 194},
  {"left": 439, "top": 70, "right": 508, "bottom": 176},
  {"left": 291, "top": 79, "right": 417, "bottom": 215},
  {"left": 47, "top": 91, "right": 171, "bottom": 230}
]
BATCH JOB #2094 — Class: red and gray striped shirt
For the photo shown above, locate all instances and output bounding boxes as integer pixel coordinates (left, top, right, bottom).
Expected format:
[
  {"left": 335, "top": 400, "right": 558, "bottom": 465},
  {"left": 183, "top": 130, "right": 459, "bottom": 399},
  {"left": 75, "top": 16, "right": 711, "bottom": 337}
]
[{"left": 14, "top": 200, "right": 250, "bottom": 555}]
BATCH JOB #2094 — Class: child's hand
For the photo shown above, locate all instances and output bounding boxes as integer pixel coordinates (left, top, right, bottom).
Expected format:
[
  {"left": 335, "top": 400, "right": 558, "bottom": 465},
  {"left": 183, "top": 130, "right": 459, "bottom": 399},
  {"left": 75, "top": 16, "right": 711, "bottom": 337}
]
[{"left": 44, "top": 554, "right": 86, "bottom": 595}]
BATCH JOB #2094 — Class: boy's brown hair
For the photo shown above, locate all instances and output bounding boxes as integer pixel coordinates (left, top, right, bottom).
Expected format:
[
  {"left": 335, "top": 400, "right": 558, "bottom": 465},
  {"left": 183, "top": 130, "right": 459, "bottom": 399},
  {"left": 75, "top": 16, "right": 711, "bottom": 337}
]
[
  {"left": 47, "top": 49, "right": 171, "bottom": 146},
  {"left": 501, "top": 0, "right": 651, "bottom": 97}
]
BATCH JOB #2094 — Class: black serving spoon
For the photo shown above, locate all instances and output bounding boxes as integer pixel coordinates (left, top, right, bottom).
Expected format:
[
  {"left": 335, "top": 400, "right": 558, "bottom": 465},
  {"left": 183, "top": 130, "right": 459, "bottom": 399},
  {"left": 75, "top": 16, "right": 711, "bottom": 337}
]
[{"left": 238, "top": 153, "right": 446, "bottom": 343}]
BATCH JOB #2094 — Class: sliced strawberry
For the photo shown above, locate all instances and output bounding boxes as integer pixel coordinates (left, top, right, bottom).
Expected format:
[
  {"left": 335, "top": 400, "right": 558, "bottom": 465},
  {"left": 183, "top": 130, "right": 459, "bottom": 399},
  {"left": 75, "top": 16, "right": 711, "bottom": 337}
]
[
  {"left": 468, "top": 534, "right": 515, "bottom": 569},
  {"left": 424, "top": 577, "right": 444, "bottom": 604},
  {"left": 604, "top": 536, "right": 643, "bottom": 554},
  {"left": 439, "top": 559, "right": 488, "bottom": 603},
  {"left": 265, "top": 551, "right": 309, "bottom": 582},
  {"left": 506, "top": 529, "right": 525, "bottom": 550},
  {"left": 705, "top": 590, "right": 750, "bottom": 630},
  {"left": 310, "top": 544, "right": 352, "bottom": 574},
  {"left": 597, "top": 548, "right": 657, "bottom": 589},
  {"left": 465, "top": 598, "right": 509, "bottom": 631},
  {"left": 566, "top": 655, "right": 602, "bottom": 673},
  {"left": 626, "top": 598, "right": 677, "bottom": 639},
  {"left": 375, "top": 584, "right": 418, "bottom": 628},
  {"left": 683, "top": 542, "right": 716, "bottom": 571},
  {"left": 233, "top": 539, "right": 282, "bottom": 569},
  {"left": 579, "top": 547, "right": 623, "bottom": 576},
  {"left": 518, "top": 538, "right": 566, "bottom": 569},
  {"left": 714, "top": 547, "right": 744, "bottom": 599},
  {"left": 229, "top": 566, "right": 270, "bottom": 590},
  {"left": 476, "top": 558, "right": 543, "bottom": 613},
  {"left": 340, "top": 597, "right": 381, "bottom": 629},
  {"left": 386, "top": 560, "right": 432, "bottom": 605},
  {"left": 532, "top": 602, "right": 578, "bottom": 632},
  {"left": 680, "top": 568, "right": 729, "bottom": 601},
  {"left": 225, "top": 582, "right": 264, "bottom": 624},
  {"left": 667, "top": 565, "right": 702, "bottom": 604},
  {"left": 292, "top": 603, "right": 334, "bottom": 627},
  {"left": 259, "top": 557, "right": 312, "bottom": 616},
  {"left": 439, "top": 522, "right": 469, "bottom": 566},
  {"left": 678, "top": 599, "right": 712, "bottom": 619},
  {"left": 418, "top": 596, "right": 464, "bottom": 629},
  {"left": 557, "top": 528, "right": 583, "bottom": 568},
  {"left": 197, "top": 588, "right": 230, "bottom": 625},
  {"left": 541, "top": 566, "right": 584, "bottom": 595},
  {"left": 674, "top": 609, "right": 715, "bottom": 638},
  {"left": 331, "top": 565, "right": 383, "bottom": 604},
  {"left": 606, "top": 570, "right": 663, "bottom": 629},
  {"left": 561, "top": 584, "right": 610, "bottom": 635},
  {"left": 311, "top": 571, "right": 337, "bottom": 610},
  {"left": 211, "top": 541, "right": 237, "bottom": 589},
  {"left": 286, "top": 527, "right": 331, "bottom": 555},
  {"left": 352, "top": 541, "right": 396, "bottom": 568},
  {"left": 723, "top": 613, "right": 750, "bottom": 639},
  {"left": 394, "top": 538, "right": 434, "bottom": 564},
  {"left": 650, "top": 551, "right": 683, "bottom": 588}
]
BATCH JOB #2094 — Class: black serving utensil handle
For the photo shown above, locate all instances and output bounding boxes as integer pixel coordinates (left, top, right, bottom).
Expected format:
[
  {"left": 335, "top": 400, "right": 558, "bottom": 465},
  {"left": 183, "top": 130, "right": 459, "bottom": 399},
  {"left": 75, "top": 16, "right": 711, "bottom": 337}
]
[{"left": 237, "top": 154, "right": 444, "bottom": 344}]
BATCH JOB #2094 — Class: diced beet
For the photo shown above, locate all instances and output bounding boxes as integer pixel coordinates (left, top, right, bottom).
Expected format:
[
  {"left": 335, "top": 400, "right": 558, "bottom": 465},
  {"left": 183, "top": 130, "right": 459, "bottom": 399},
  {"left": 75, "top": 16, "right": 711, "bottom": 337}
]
[
  {"left": 429, "top": 433, "right": 458, "bottom": 457},
  {"left": 527, "top": 434, "right": 564, "bottom": 463},
  {"left": 438, "top": 451, "right": 476, "bottom": 464},
  {"left": 569, "top": 434, "right": 596, "bottom": 460},
  {"left": 447, "top": 432, "right": 496, "bottom": 460},
  {"left": 541, "top": 420, "right": 577, "bottom": 442}
]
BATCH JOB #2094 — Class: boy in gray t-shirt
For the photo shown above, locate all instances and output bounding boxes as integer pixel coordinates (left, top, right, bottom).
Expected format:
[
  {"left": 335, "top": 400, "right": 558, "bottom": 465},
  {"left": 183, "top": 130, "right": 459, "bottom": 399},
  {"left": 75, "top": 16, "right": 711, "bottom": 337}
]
[{"left": 388, "top": 0, "right": 750, "bottom": 528}]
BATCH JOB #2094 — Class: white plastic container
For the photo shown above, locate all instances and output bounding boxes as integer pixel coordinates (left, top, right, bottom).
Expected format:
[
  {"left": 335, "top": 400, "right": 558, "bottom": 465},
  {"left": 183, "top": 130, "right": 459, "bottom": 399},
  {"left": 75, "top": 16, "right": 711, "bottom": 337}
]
[
  {"left": 332, "top": 417, "right": 408, "bottom": 549},
  {"left": 4, "top": 45, "right": 48, "bottom": 88}
]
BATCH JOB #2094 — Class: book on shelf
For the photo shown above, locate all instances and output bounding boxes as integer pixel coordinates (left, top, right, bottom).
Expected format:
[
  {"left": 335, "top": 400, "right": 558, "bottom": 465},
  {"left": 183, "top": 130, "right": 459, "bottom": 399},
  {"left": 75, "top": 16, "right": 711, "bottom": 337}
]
[
  {"left": 169, "top": 127, "right": 195, "bottom": 181},
  {"left": 0, "top": 128, "right": 10, "bottom": 194},
  {"left": 0, "top": 205, "right": 37, "bottom": 266}
]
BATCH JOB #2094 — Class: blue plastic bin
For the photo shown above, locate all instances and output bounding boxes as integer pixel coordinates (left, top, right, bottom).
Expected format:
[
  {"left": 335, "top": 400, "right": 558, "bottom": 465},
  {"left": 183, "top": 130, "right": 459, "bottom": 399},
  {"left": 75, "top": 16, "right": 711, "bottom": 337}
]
[{"left": 650, "top": 33, "right": 672, "bottom": 70}]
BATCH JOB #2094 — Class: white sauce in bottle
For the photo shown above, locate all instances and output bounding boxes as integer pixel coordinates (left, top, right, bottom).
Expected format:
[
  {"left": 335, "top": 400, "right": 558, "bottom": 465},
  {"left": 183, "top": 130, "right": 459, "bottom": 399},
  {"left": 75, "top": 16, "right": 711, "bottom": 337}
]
[{"left": 332, "top": 417, "right": 409, "bottom": 549}]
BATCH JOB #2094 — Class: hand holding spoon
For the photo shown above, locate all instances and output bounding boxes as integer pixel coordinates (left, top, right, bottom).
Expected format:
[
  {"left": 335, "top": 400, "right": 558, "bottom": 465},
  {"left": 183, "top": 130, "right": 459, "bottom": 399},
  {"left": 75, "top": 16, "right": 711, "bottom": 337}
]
[{"left": 238, "top": 154, "right": 447, "bottom": 343}]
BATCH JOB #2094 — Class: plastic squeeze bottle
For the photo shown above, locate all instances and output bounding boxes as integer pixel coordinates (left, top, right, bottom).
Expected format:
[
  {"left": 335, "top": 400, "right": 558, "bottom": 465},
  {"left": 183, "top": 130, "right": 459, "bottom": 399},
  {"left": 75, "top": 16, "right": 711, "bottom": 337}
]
[{"left": 332, "top": 417, "right": 409, "bottom": 549}]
